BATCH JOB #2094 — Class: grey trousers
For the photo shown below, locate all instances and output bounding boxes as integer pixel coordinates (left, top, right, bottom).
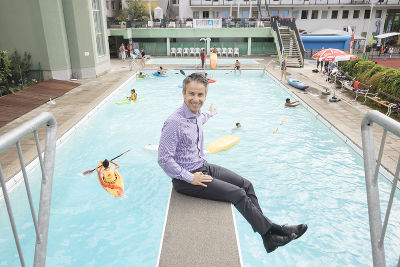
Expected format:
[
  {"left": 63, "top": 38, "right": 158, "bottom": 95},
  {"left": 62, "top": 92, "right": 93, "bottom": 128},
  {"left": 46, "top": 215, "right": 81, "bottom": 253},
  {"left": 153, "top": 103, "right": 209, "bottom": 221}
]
[{"left": 172, "top": 162, "right": 272, "bottom": 236}]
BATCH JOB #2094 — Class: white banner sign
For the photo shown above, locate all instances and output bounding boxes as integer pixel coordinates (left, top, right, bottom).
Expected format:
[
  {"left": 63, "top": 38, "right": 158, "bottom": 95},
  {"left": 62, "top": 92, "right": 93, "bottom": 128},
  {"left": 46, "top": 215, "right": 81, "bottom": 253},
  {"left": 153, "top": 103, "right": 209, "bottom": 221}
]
[{"left": 193, "top": 19, "right": 222, "bottom": 29}]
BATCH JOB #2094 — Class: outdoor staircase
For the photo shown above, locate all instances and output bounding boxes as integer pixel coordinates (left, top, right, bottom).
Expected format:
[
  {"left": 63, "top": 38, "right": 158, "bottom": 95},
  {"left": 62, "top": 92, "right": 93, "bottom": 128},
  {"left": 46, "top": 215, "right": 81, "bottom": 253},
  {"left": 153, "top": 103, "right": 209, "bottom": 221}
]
[{"left": 279, "top": 27, "right": 304, "bottom": 68}]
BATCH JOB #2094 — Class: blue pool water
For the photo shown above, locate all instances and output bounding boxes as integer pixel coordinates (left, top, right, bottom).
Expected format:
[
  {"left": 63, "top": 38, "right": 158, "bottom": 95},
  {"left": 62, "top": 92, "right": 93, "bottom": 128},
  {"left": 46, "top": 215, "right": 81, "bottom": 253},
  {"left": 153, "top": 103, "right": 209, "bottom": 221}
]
[{"left": 1, "top": 70, "right": 399, "bottom": 266}]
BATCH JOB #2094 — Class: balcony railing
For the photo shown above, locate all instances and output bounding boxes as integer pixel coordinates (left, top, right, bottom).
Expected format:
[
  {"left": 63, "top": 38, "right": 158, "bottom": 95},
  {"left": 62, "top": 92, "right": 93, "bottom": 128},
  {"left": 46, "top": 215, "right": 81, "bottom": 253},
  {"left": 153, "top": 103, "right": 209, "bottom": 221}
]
[
  {"left": 190, "top": 0, "right": 400, "bottom": 5},
  {"left": 108, "top": 18, "right": 272, "bottom": 29}
]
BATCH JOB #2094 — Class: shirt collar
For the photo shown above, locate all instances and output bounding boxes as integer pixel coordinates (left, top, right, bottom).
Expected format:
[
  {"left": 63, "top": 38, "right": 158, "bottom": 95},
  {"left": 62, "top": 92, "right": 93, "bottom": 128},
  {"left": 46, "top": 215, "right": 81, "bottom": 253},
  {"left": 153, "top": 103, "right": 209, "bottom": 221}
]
[{"left": 181, "top": 102, "right": 200, "bottom": 119}]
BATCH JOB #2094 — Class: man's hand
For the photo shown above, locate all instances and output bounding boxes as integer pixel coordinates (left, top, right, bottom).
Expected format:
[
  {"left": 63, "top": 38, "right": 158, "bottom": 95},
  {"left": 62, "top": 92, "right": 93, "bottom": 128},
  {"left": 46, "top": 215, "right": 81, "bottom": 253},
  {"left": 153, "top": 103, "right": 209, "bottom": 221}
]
[
  {"left": 209, "top": 104, "right": 217, "bottom": 116},
  {"left": 191, "top": 172, "right": 213, "bottom": 187}
]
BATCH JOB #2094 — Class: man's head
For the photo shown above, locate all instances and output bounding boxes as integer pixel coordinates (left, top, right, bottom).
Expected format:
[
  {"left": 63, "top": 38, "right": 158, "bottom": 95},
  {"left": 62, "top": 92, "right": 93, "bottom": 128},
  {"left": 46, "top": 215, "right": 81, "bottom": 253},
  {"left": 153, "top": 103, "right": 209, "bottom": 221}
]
[
  {"left": 160, "top": 66, "right": 163, "bottom": 69},
  {"left": 131, "top": 89, "right": 135, "bottom": 93},
  {"left": 103, "top": 159, "right": 109, "bottom": 168},
  {"left": 236, "top": 60, "right": 239, "bottom": 62},
  {"left": 286, "top": 98, "right": 290, "bottom": 103},
  {"left": 182, "top": 73, "right": 208, "bottom": 115},
  {"left": 139, "top": 72, "right": 142, "bottom": 75},
  {"left": 236, "top": 122, "right": 241, "bottom": 127},
  {"left": 205, "top": 73, "right": 208, "bottom": 77}
]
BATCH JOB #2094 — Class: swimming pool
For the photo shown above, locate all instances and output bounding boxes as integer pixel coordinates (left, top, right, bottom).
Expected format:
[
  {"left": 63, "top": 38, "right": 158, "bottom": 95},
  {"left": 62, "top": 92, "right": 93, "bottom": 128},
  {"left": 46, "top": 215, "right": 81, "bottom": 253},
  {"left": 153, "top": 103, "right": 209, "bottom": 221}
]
[
  {"left": 1, "top": 70, "right": 399, "bottom": 266},
  {"left": 147, "top": 58, "right": 262, "bottom": 65}
]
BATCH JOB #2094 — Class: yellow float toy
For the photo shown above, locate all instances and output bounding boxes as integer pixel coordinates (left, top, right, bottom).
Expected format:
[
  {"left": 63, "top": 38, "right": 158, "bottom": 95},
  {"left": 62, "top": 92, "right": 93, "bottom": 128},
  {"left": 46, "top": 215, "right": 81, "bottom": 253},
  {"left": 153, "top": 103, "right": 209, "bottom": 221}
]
[
  {"left": 97, "top": 161, "right": 124, "bottom": 197},
  {"left": 206, "top": 135, "right": 240, "bottom": 154}
]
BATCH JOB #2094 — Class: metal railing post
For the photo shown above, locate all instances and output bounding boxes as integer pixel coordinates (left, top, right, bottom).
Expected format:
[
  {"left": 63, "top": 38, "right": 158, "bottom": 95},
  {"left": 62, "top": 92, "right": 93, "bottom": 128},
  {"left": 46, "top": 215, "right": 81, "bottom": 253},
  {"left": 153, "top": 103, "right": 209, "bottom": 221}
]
[
  {"left": 361, "top": 110, "right": 400, "bottom": 267},
  {"left": 0, "top": 112, "right": 57, "bottom": 267}
]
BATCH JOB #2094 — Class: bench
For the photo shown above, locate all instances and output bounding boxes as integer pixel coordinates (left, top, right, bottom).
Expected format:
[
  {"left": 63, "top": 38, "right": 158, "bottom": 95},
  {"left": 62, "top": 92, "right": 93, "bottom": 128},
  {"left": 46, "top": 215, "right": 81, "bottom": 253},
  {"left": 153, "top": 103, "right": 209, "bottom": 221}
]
[
  {"left": 340, "top": 79, "right": 373, "bottom": 102},
  {"left": 366, "top": 89, "right": 400, "bottom": 116}
]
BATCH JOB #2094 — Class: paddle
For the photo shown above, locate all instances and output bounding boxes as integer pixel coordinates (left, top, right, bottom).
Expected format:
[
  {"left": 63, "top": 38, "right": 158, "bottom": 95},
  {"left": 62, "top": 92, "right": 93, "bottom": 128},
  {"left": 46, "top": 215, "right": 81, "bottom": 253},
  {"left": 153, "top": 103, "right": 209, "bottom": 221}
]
[
  {"left": 179, "top": 70, "right": 186, "bottom": 77},
  {"left": 82, "top": 149, "right": 131, "bottom": 175},
  {"left": 272, "top": 120, "right": 286, "bottom": 135}
]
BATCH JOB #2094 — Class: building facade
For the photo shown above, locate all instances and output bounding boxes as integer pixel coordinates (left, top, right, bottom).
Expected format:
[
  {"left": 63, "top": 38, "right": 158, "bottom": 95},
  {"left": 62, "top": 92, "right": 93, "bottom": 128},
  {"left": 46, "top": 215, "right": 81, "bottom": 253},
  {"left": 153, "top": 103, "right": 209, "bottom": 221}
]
[
  {"left": 0, "top": 0, "right": 110, "bottom": 80},
  {"left": 165, "top": 0, "right": 398, "bottom": 45}
]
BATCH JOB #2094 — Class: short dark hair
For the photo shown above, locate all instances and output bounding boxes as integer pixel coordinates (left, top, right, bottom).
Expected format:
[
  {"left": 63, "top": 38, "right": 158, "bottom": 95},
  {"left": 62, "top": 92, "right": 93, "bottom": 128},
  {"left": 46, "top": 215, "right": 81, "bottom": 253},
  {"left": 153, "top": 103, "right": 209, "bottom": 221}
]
[
  {"left": 103, "top": 159, "right": 109, "bottom": 168},
  {"left": 182, "top": 73, "right": 208, "bottom": 93},
  {"left": 236, "top": 122, "right": 240, "bottom": 126},
  {"left": 286, "top": 98, "right": 290, "bottom": 103},
  {"left": 131, "top": 89, "right": 135, "bottom": 93}
]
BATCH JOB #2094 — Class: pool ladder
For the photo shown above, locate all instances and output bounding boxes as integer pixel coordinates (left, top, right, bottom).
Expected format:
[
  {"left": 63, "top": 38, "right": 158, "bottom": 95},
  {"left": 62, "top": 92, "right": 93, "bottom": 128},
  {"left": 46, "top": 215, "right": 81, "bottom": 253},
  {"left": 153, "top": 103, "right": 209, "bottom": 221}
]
[
  {"left": 0, "top": 112, "right": 57, "bottom": 267},
  {"left": 361, "top": 110, "right": 400, "bottom": 267}
]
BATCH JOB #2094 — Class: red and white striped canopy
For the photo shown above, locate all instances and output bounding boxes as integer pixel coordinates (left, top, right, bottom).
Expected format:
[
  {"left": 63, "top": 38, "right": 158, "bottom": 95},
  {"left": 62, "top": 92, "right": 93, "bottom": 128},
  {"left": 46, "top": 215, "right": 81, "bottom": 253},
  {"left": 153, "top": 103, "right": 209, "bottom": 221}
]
[{"left": 313, "top": 48, "right": 357, "bottom": 62}]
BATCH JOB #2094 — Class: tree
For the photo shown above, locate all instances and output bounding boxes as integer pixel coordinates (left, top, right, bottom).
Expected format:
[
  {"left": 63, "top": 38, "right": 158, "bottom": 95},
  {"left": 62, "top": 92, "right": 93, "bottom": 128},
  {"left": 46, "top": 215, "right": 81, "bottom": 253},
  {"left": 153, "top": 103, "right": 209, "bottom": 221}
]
[
  {"left": 0, "top": 50, "right": 12, "bottom": 95},
  {"left": 126, "top": 0, "right": 148, "bottom": 20}
]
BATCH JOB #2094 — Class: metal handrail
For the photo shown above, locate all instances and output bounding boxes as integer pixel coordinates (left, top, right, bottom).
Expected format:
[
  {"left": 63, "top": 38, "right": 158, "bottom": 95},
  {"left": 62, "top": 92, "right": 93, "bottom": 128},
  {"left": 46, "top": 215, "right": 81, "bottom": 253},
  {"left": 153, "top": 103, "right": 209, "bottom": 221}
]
[
  {"left": 0, "top": 112, "right": 57, "bottom": 267},
  {"left": 361, "top": 110, "right": 400, "bottom": 267}
]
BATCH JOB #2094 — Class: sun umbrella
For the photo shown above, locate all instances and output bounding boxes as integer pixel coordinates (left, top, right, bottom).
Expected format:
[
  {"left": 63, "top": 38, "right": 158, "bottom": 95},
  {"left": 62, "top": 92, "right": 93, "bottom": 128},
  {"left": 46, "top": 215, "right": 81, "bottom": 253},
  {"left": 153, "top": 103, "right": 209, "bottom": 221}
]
[
  {"left": 312, "top": 48, "right": 347, "bottom": 60},
  {"left": 321, "top": 53, "right": 358, "bottom": 62}
]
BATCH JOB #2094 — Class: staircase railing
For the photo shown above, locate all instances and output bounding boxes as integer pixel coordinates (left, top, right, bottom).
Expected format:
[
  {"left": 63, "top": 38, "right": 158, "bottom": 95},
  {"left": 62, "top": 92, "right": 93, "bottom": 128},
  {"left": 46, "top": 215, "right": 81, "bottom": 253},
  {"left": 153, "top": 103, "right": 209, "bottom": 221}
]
[
  {"left": 278, "top": 17, "right": 305, "bottom": 65},
  {"left": 0, "top": 112, "right": 57, "bottom": 267},
  {"left": 361, "top": 110, "right": 400, "bottom": 267},
  {"left": 271, "top": 17, "right": 284, "bottom": 57}
]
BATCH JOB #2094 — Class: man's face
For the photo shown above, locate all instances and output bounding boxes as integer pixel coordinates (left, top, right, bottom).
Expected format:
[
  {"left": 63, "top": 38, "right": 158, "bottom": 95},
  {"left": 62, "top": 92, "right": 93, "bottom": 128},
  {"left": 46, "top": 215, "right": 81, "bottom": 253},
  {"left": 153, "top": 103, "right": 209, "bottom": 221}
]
[{"left": 183, "top": 81, "right": 207, "bottom": 115}]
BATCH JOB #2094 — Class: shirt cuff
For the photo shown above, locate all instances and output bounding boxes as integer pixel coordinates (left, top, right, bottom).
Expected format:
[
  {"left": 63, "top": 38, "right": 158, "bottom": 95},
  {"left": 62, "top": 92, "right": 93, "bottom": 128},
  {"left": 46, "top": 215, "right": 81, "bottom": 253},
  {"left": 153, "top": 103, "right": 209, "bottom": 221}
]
[{"left": 180, "top": 169, "right": 194, "bottom": 183}]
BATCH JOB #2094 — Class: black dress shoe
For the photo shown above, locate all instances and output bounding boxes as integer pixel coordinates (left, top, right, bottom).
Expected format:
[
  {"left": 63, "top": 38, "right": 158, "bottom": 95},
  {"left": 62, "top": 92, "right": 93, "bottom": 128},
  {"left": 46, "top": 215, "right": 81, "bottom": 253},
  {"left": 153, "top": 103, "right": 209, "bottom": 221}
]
[
  {"left": 262, "top": 232, "right": 296, "bottom": 253},
  {"left": 282, "top": 224, "right": 308, "bottom": 239}
]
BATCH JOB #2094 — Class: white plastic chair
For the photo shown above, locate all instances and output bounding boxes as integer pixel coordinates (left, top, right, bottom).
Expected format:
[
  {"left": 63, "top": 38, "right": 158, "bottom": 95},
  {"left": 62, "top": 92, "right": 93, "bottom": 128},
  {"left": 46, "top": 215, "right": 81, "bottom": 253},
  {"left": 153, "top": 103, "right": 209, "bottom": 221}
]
[
  {"left": 227, "top": 48, "right": 233, "bottom": 57},
  {"left": 186, "top": 21, "right": 193, "bottom": 28},
  {"left": 183, "top": 48, "right": 189, "bottom": 56},
  {"left": 221, "top": 47, "right": 228, "bottom": 56},
  {"left": 170, "top": 48, "right": 176, "bottom": 56},
  {"left": 177, "top": 47, "right": 183, "bottom": 56},
  {"left": 217, "top": 48, "right": 222, "bottom": 56},
  {"left": 147, "top": 21, "right": 153, "bottom": 28},
  {"left": 189, "top": 48, "right": 196, "bottom": 56},
  {"left": 195, "top": 48, "right": 201, "bottom": 56},
  {"left": 234, "top": 48, "right": 239, "bottom": 57},
  {"left": 168, "top": 21, "right": 176, "bottom": 28}
]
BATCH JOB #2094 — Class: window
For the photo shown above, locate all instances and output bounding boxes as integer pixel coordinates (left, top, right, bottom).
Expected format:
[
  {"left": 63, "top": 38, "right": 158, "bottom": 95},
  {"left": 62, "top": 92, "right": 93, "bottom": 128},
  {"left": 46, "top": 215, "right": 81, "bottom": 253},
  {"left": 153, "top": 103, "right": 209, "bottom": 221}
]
[
  {"left": 331, "top": 10, "right": 338, "bottom": 19},
  {"left": 172, "top": 0, "right": 179, "bottom": 4},
  {"left": 353, "top": 10, "right": 360, "bottom": 19},
  {"left": 271, "top": 10, "right": 279, "bottom": 16},
  {"left": 106, "top": 1, "right": 109, "bottom": 10},
  {"left": 203, "top": 11, "right": 209, "bottom": 18},
  {"left": 375, "top": 10, "right": 382, "bottom": 18},
  {"left": 321, "top": 11, "right": 328, "bottom": 19},
  {"left": 193, "top": 11, "right": 199, "bottom": 19},
  {"left": 292, "top": 10, "right": 299, "bottom": 19},
  {"left": 301, "top": 10, "right": 308, "bottom": 19},
  {"left": 92, "top": 0, "right": 106, "bottom": 56},
  {"left": 342, "top": 10, "right": 349, "bottom": 19},
  {"left": 364, "top": 9, "right": 370, "bottom": 19},
  {"left": 281, "top": 10, "right": 289, "bottom": 17},
  {"left": 111, "top": 1, "right": 115, "bottom": 10},
  {"left": 311, "top": 10, "right": 318, "bottom": 19},
  {"left": 252, "top": 10, "right": 258, "bottom": 17}
]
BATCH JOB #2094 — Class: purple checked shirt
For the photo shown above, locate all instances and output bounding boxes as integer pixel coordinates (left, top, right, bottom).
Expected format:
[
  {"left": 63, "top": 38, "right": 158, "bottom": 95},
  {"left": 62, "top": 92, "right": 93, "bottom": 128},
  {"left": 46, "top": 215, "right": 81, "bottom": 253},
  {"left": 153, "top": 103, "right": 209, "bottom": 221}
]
[{"left": 158, "top": 102, "right": 212, "bottom": 183}]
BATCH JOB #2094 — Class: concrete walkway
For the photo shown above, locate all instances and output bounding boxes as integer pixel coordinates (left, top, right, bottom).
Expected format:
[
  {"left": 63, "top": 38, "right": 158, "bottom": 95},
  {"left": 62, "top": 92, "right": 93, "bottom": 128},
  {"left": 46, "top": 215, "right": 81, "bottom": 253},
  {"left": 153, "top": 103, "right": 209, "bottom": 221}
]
[{"left": 1, "top": 57, "right": 399, "bottom": 266}]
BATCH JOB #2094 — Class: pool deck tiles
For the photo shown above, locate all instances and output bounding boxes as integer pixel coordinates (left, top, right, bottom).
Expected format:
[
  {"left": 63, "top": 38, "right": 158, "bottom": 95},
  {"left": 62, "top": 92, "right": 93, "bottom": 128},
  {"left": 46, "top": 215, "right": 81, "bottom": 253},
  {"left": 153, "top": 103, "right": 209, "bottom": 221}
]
[{"left": 1, "top": 57, "right": 400, "bottom": 266}]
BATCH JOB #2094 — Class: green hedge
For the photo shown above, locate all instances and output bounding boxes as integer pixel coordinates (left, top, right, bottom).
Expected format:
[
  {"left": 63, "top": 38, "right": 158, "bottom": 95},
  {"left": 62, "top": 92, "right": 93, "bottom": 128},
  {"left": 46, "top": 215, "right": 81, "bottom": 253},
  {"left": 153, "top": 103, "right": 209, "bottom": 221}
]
[{"left": 339, "top": 59, "right": 400, "bottom": 98}]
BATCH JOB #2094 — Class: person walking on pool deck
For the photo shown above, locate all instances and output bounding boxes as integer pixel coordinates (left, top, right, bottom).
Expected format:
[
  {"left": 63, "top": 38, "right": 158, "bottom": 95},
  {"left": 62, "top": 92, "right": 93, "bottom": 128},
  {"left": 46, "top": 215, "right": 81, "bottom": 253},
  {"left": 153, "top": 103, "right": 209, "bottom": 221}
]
[
  {"left": 157, "top": 73, "right": 307, "bottom": 254},
  {"left": 200, "top": 49, "right": 206, "bottom": 69},
  {"left": 280, "top": 54, "right": 287, "bottom": 81}
]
